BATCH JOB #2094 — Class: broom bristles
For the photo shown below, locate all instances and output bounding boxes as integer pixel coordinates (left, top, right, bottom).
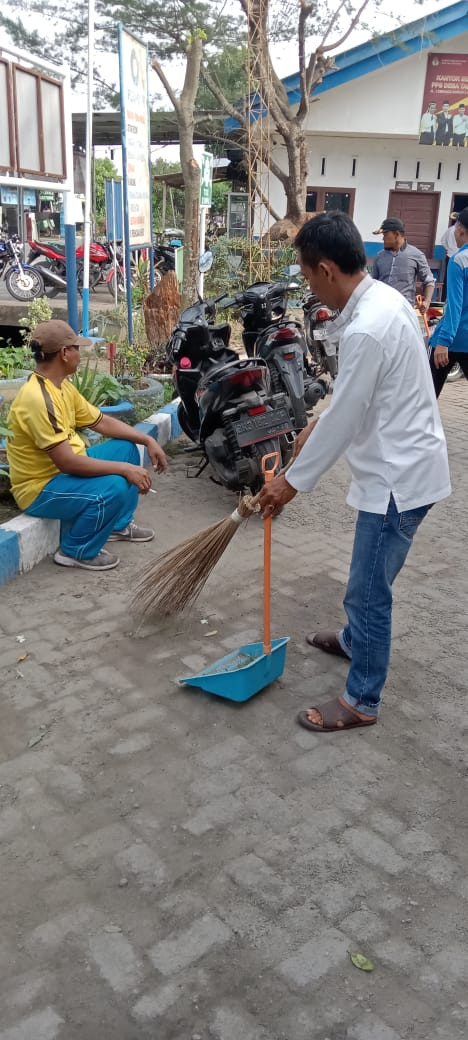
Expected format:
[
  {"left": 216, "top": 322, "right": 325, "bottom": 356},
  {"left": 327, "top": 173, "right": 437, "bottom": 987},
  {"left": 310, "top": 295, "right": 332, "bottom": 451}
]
[{"left": 131, "top": 493, "right": 259, "bottom": 616}]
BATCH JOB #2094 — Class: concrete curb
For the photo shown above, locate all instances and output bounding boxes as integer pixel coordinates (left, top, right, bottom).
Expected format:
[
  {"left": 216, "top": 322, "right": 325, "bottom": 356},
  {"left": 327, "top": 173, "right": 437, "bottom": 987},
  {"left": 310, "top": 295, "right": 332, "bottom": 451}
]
[{"left": 0, "top": 399, "right": 182, "bottom": 588}]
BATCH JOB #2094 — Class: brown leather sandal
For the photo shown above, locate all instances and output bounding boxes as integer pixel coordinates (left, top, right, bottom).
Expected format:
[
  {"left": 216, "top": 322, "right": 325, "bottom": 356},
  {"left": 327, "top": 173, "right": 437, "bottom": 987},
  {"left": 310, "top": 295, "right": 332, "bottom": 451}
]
[
  {"left": 306, "top": 629, "right": 350, "bottom": 659},
  {"left": 296, "top": 697, "right": 376, "bottom": 733}
]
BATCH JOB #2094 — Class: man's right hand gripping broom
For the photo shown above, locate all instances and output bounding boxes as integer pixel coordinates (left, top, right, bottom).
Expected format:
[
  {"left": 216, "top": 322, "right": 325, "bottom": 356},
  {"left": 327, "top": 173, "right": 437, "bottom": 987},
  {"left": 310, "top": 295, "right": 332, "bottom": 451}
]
[{"left": 258, "top": 418, "right": 319, "bottom": 518}]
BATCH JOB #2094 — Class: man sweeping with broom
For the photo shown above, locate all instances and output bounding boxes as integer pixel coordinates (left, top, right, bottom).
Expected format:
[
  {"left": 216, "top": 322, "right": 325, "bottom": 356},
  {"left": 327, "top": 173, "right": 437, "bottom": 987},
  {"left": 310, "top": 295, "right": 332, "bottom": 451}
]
[{"left": 258, "top": 212, "right": 451, "bottom": 734}]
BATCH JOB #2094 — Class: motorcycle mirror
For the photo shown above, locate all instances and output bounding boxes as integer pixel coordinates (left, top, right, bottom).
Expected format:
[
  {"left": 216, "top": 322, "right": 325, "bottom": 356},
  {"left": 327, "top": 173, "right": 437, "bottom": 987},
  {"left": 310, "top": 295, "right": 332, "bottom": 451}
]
[
  {"left": 198, "top": 250, "right": 213, "bottom": 274},
  {"left": 287, "top": 263, "right": 301, "bottom": 276}
]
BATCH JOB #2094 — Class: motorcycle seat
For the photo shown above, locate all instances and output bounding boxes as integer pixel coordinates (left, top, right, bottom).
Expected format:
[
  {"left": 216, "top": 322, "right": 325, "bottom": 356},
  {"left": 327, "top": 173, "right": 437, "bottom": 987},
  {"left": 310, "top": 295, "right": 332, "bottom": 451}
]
[{"left": 48, "top": 242, "right": 66, "bottom": 254}]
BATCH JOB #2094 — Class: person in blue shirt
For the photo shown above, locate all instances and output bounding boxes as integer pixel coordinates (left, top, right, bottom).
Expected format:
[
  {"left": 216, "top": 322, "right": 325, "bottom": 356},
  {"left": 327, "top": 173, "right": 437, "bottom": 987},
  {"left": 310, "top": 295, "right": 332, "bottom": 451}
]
[{"left": 430, "top": 208, "right": 468, "bottom": 397}]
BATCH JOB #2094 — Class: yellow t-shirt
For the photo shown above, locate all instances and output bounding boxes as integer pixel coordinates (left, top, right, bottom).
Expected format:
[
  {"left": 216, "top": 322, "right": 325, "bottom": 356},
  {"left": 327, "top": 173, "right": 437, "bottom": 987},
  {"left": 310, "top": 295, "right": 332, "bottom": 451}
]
[{"left": 7, "top": 373, "right": 102, "bottom": 510}]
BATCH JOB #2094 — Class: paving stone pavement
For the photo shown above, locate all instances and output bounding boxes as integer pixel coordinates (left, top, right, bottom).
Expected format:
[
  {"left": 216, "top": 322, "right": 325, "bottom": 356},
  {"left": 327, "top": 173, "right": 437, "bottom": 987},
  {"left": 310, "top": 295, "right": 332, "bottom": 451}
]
[{"left": 1, "top": 383, "right": 467, "bottom": 1040}]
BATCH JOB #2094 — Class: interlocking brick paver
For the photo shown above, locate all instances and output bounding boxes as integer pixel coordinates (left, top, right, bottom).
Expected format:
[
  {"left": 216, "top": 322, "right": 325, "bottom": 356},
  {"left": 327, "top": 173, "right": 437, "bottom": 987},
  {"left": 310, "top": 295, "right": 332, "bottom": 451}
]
[
  {"left": 149, "top": 914, "right": 232, "bottom": 975},
  {"left": 0, "top": 1008, "right": 64, "bottom": 1040},
  {"left": 0, "top": 385, "right": 467, "bottom": 1037}
]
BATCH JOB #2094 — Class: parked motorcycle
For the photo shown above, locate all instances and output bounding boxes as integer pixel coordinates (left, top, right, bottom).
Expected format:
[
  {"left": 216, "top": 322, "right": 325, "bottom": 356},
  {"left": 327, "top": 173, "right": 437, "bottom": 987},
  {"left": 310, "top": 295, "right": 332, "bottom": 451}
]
[
  {"left": 302, "top": 290, "right": 339, "bottom": 385},
  {"left": 27, "top": 239, "right": 110, "bottom": 297},
  {"left": 216, "top": 281, "right": 328, "bottom": 442},
  {"left": 167, "top": 294, "right": 295, "bottom": 493},
  {"left": 1, "top": 234, "right": 45, "bottom": 301},
  {"left": 153, "top": 243, "right": 176, "bottom": 275}
]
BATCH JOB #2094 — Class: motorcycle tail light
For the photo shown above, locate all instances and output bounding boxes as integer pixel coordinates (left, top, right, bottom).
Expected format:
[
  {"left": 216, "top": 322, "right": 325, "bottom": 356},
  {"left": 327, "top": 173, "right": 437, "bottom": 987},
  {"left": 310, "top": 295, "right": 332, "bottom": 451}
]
[
  {"left": 272, "top": 328, "right": 294, "bottom": 341},
  {"left": 248, "top": 405, "right": 266, "bottom": 416},
  {"left": 282, "top": 352, "right": 295, "bottom": 360},
  {"left": 180, "top": 356, "right": 192, "bottom": 369},
  {"left": 229, "top": 367, "right": 265, "bottom": 389},
  {"left": 316, "top": 308, "right": 331, "bottom": 321}
]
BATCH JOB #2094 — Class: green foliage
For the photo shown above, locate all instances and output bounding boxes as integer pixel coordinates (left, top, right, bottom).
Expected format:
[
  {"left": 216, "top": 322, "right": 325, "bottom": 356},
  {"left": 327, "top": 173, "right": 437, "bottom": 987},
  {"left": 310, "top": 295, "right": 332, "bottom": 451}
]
[
  {"left": 114, "top": 341, "right": 148, "bottom": 386},
  {"left": 197, "top": 44, "right": 248, "bottom": 111},
  {"left": 0, "top": 346, "right": 31, "bottom": 380},
  {"left": 94, "top": 156, "right": 119, "bottom": 223},
  {"left": 19, "top": 297, "right": 54, "bottom": 348},
  {"left": 0, "top": 406, "right": 12, "bottom": 480},
  {"left": 152, "top": 158, "right": 185, "bottom": 235},
  {"left": 131, "top": 258, "right": 150, "bottom": 307},
  {"left": 71, "top": 362, "right": 128, "bottom": 406},
  {"left": 203, "top": 236, "right": 298, "bottom": 297}
]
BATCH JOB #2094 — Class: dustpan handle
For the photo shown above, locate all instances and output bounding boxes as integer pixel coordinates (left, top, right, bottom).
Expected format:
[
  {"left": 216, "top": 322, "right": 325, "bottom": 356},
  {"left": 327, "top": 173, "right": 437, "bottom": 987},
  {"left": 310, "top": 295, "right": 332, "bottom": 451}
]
[
  {"left": 416, "top": 294, "right": 430, "bottom": 337},
  {"left": 261, "top": 451, "right": 280, "bottom": 654}
]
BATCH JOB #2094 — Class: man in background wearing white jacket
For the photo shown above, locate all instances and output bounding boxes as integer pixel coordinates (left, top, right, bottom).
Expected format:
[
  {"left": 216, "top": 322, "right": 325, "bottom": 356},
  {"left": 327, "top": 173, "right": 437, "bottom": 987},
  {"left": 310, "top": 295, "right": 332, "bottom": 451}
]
[{"left": 259, "top": 212, "right": 451, "bottom": 734}]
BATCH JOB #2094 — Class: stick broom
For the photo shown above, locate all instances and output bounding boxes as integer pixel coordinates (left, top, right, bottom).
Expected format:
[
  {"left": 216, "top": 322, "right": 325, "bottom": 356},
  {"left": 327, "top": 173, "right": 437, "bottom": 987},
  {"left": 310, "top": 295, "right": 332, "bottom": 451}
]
[{"left": 131, "top": 490, "right": 262, "bottom": 617}]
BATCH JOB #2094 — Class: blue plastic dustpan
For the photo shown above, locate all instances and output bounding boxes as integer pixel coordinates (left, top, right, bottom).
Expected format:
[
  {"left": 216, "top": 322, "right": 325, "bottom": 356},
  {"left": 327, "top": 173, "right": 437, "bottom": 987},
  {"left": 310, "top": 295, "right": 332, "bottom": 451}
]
[
  {"left": 179, "top": 452, "right": 289, "bottom": 702},
  {"left": 179, "top": 636, "right": 289, "bottom": 702}
]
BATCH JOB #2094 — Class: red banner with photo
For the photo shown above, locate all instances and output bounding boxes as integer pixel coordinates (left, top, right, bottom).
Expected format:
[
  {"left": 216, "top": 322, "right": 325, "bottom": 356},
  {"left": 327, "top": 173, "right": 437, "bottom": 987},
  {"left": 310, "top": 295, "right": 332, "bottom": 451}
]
[{"left": 419, "top": 53, "right": 468, "bottom": 147}]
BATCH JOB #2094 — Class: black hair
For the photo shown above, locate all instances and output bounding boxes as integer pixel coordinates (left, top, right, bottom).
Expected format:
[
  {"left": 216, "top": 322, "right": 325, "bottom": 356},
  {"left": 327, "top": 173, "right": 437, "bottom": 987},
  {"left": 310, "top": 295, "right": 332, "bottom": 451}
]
[
  {"left": 457, "top": 207, "right": 468, "bottom": 231},
  {"left": 30, "top": 339, "right": 53, "bottom": 363},
  {"left": 294, "top": 211, "right": 366, "bottom": 274}
]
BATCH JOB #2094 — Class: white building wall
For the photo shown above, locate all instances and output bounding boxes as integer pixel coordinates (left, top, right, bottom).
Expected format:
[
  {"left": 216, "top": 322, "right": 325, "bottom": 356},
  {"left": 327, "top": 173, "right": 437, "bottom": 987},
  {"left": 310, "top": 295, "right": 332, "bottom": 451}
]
[
  {"left": 267, "top": 30, "right": 468, "bottom": 247},
  {"left": 268, "top": 135, "right": 466, "bottom": 245},
  {"left": 302, "top": 32, "right": 468, "bottom": 139}
]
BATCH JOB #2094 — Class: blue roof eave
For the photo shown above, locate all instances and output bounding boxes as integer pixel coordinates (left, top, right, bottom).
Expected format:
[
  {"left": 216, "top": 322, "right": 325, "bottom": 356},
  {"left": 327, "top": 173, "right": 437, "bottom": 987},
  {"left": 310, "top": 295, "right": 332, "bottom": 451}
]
[{"left": 224, "top": 0, "right": 468, "bottom": 131}]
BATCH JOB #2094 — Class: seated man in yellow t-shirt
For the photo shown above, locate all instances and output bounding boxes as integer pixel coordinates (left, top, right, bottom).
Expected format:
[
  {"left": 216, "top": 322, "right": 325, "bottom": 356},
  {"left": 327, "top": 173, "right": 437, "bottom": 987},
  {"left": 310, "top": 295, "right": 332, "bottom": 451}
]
[{"left": 7, "top": 320, "right": 168, "bottom": 572}]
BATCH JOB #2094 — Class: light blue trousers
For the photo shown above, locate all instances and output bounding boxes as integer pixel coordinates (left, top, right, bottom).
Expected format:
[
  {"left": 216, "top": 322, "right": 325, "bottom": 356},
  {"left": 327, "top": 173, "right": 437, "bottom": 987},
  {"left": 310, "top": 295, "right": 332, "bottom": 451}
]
[{"left": 25, "top": 440, "right": 140, "bottom": 560}]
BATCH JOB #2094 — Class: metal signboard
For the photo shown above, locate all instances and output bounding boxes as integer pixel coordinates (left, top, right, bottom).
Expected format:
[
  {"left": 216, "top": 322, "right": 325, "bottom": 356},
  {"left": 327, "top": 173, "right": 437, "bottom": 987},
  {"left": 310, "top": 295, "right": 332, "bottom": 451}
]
[
  {"left": 200, "top": 152, "right": 213, "bottom": 208},
  {"left": 118, "top": 27, "right": 152, "bottom": 246}
]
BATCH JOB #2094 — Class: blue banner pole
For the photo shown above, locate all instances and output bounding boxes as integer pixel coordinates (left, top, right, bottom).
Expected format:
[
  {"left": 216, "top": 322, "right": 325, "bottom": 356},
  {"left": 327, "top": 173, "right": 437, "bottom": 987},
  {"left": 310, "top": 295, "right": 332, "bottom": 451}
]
[
  {"left": 64, "top": 192, "right": 78, "bottom": 331},
  {"left": 118, "top": 23, "right": 133, "bottom": 344}
]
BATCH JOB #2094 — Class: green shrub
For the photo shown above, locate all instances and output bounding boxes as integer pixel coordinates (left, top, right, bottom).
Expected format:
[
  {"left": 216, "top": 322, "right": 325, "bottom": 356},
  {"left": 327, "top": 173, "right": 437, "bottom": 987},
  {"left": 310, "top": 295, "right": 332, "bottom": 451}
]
[
  {"left": 71, "top": 362, "right": 128, "bottom": 407},
  {"left": 0, "top": 345, "right": 31, "bottom": 379},
  {"left": 203, "top": 237, "right": 300, "bottom": 299},
  {"left": 19, "top": 298, "right": 54, "bottom": 348}
]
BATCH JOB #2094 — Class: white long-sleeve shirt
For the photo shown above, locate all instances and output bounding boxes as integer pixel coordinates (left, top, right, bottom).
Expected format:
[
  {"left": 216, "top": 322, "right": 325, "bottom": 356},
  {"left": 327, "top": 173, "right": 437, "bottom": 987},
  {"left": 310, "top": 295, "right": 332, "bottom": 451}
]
[
  {"left": 286, "top": 276, "right": 451, "bottom": 513},
  {"left": 441, "top": 226, "right": 458, "bottom": 257}
]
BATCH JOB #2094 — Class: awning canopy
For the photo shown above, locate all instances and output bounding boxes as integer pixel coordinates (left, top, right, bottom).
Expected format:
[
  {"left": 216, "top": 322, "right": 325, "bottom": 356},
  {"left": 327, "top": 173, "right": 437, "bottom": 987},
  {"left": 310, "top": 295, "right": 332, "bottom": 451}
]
[{"left": 72, "top": 110, "right": 226, "bottom": 149}]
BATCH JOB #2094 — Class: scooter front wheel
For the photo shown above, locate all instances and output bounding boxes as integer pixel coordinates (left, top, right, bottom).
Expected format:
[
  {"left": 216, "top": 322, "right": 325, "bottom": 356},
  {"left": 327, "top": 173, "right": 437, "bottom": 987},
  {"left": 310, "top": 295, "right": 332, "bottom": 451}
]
[{"left": 5, "top": 267, "right": 45, "bottom": 301}]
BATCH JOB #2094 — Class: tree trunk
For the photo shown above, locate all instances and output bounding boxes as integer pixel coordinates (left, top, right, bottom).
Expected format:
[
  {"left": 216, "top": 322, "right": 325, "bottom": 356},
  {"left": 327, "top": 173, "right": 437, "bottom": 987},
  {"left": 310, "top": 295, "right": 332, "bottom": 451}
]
[
  {"left": 179, "top": 131, "right": 200, "bottom": 306},
  {"left": 178, "top": 35, "right": 203, "bottom": 306},
  {"left": 282, "top": 129, "right": 308, "bottom": 224},
  {"left": 152, "top": 36, "right": 203, "bottom": 308}
]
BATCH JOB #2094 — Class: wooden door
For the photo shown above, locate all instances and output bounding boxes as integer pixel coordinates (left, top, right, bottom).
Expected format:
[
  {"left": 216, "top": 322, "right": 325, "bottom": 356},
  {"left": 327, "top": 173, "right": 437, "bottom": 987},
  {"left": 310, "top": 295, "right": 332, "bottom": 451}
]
[{"left": 387, "top": 191, "right": 440, "bottom": 257}]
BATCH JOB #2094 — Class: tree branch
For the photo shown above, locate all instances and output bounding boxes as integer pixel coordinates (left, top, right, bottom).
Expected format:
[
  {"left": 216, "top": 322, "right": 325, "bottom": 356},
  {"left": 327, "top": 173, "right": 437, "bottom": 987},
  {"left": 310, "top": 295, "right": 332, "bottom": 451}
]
[
  {"left": 319, "top": 0, "right": 371, "bottom": 53},
  {"left": 151, "top": 57, "right": 180, "bottom": 114}
]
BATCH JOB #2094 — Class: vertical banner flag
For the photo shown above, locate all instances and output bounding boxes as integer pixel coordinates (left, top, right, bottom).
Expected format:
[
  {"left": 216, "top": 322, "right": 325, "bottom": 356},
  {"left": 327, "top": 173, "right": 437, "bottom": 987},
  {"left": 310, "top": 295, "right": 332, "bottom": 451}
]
[{"left": 119, "top": 28, "right": 152, "bottom": 244}]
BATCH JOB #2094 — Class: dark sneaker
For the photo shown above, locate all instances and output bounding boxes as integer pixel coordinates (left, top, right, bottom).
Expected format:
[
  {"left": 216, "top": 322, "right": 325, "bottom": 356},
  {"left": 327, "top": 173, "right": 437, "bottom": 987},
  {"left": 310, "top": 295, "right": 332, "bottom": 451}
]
[
  {"left": 108, "top": 522, "right": 154, "bottom": 543},
  {"left": 54, "top": 549, "right": 120, "bottom": 570}
]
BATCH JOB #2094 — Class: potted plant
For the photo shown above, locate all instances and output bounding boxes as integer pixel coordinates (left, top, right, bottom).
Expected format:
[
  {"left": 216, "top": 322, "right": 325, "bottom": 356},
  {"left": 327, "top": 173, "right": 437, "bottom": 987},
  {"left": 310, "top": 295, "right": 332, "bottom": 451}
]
[{"left": 70, "top": 361, "right": 136, "bottom": 422}]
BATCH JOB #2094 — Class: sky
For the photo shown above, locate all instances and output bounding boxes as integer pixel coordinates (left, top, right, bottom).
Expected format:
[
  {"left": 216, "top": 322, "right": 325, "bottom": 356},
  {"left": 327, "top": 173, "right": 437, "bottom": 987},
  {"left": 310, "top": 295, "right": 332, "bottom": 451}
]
[{"left": 0, "top": 0, "right": 446, "bottom": 166}]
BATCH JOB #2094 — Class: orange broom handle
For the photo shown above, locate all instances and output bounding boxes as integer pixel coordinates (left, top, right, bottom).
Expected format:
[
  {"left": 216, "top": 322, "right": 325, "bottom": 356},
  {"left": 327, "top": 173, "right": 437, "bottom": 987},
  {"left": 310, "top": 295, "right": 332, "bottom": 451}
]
[
  {"left": 261, "top": 452, "right": 280, "bottom": 655},
  {"left": 416, "top": 294, "right": 430, "bottom": 337}
]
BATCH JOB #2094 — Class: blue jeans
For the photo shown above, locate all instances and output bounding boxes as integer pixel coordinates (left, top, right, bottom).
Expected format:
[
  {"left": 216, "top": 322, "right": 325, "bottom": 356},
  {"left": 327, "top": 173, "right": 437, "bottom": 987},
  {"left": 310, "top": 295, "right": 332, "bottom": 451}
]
[
  {"left": 25, "top": 440, "right": 139, "bottom": 560},
  {"left": 339, "top": 495, "right": 431, "bottom": 718}
]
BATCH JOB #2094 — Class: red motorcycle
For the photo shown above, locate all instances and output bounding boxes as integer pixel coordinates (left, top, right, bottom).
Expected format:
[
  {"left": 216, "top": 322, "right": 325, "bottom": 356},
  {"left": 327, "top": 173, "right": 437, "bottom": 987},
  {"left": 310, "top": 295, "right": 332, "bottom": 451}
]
[{"left": 27, "top": 239, "right": 110, "bottom": 297}]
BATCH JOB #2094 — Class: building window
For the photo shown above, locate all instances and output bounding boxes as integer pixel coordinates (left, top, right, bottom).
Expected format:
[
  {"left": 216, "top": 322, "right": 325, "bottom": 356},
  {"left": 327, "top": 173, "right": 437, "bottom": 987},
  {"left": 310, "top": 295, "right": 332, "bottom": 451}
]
[
  {"left": 306, "top": 187, "right": 355, "bottom": 216},
  {"left": 351, "top": 158, "right": 357, "bottom": 177},
  {"left": 393, "top": 161, "right": 398, "bottom": 178}
]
